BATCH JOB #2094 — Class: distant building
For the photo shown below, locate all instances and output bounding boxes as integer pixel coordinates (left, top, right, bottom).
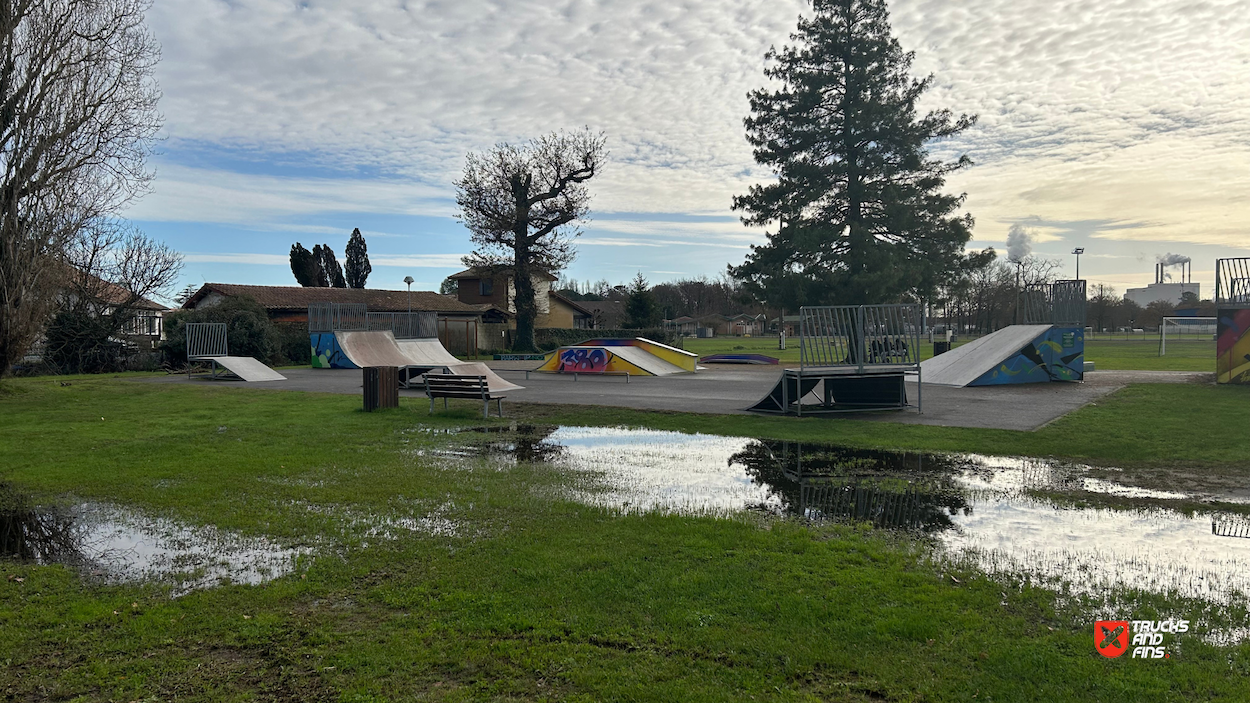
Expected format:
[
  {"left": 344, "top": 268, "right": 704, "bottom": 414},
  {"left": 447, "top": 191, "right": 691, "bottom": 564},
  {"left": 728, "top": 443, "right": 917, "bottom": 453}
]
[
  {"left": 182, "top": 283, "right": 484, "bottom": 325},
  {"left": 448, "top": 268, "right": 593, "bottom": 329}
]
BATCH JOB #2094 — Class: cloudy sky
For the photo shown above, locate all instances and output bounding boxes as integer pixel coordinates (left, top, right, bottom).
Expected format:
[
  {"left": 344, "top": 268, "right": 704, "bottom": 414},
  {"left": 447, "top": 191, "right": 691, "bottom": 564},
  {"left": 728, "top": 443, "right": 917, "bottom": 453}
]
[{"left": 128, "top": 0, "right": 1250, "bottom": 299}]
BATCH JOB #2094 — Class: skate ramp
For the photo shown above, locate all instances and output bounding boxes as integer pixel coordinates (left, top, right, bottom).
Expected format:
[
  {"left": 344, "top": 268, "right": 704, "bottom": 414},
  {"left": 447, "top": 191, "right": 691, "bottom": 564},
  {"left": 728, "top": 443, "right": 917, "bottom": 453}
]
[
  {"left": 575, "top": 337, "right": 699, "bottom": 372},
  {"left": 203, "top": 356, "right": 287, "bottom": 382},
  {"left": 536, "top": 345, "right": 689, "bottom": 376},
  {"left": 333, "top": 330, "right": 417, "bottom": 368},
  {"left": 395, "top": 337, "right": 462, "bottom": 366},
  {"left": 920, "top": 325, "right": 1054, "bottom": 387}
]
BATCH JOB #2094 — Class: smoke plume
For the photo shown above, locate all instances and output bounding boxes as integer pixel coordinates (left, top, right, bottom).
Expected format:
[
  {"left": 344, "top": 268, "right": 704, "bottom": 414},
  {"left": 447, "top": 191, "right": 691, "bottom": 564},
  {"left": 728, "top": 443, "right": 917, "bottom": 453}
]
[
  {"left": 1156, "top": 253, "right": 1191, "bottom": 266},
  {"left": 1006, "top": 223, "right": 1033, "bottom": 262}
]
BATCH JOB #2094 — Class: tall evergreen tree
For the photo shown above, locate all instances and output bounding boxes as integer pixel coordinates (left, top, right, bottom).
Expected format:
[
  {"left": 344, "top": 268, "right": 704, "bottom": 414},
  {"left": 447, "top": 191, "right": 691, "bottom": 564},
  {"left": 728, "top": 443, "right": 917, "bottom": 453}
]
[
  {"left": 730, "top": 0, "right": 977, "bottom": 309},
  {"left": 623, "top": 272, "right": 659, "bottom": 329},
  {"left": 313, "top": 244, "right": 347, "bottom": 288},
  {"left": 289, "top": 243, "right": 320, "bottom": 286},
  {"left": 344, "top": 228, "right": 371, "bottom": 289}
]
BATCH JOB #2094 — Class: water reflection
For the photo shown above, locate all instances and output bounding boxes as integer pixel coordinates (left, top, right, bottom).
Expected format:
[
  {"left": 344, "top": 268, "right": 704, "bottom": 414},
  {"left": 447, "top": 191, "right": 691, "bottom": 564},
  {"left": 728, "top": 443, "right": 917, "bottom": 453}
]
[
  {"left": 729, "top": 441, "right": 970, "bottom": 531},
  {"left": 1, "top": 486, "right": 304, "bottom": 594},
  {"left": 454, "top": 426, "right": 1250, "bottom": 607}
]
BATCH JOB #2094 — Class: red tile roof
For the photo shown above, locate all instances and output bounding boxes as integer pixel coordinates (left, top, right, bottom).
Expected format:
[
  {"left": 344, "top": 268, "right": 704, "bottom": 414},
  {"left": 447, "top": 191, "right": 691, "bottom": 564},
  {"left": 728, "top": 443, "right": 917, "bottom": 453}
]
[{"left": 184, "top": 283, "right": 483, "bottom": 315}]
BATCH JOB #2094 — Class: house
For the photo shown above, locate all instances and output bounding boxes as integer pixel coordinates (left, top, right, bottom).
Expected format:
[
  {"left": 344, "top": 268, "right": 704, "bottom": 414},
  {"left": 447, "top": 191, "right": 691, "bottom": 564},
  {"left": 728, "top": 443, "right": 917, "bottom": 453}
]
[
  {"left": 182, "top": 283, "right": 485, "bottom": 325},
  {"left": 68, "top": 269, "right": 169, "bottom": 350},
  {"left": 577, "top": 300, "right": 624, "bottom": 330},
  {"left": 668, "top": 316, "right": 700, "bottom": 336},
  {"left": 449, "top": 268, "right": 594, "bottom": 329}
]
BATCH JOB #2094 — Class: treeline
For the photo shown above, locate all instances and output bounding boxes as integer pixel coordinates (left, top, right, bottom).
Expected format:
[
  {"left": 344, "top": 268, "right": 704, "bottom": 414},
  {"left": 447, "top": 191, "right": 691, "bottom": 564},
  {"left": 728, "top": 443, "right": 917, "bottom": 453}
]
[
  {"left": 289, "top": 228, "right": 371, "bottom": 288},
  {"left": 934, "top": 255, "right": 1216, "bottom": 333},
  {"left": 555, "top": 274, "right": 760, "bottom": 321}
]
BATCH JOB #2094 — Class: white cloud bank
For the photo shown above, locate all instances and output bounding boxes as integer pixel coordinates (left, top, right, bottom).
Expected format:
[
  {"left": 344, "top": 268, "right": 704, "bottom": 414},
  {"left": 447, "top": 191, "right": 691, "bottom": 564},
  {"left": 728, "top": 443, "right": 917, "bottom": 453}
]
[{"left": 135, "top": 0, "right": 1250, "bottom": 287}]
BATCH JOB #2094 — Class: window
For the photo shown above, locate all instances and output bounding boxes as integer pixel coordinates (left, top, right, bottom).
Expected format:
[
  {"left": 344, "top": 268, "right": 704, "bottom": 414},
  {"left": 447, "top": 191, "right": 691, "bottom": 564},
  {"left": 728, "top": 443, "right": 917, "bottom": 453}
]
[{"left": 479, "top": 279, "right": 493, "bottom": 296}]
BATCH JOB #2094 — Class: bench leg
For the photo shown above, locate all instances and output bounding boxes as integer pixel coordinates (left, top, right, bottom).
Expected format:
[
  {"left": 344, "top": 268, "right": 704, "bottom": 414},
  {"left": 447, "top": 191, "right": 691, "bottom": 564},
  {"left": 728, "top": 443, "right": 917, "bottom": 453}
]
[
  {"left": 429, "top": 396, "right": 434, "bottom": 414},
  {"left": 497, "top": 398, "right": 503, "bottom": 417},
  {"left": 482, "top": 398, "right": 488, "bottom": 419},
  {"left": 444, "top": 397, "right": 448, "bottom": 410}
]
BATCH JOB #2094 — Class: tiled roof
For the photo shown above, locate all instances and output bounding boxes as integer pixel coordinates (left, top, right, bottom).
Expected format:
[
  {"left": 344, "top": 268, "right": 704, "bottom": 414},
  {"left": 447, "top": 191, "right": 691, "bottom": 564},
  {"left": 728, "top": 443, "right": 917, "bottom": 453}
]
[
  {"left": 185, "top": 283, "right": 483, "bottom": 315},
  {"left": 548, "top": 291, "right": 594, "bottom": 316},
  {"left": 448, "top": 267, "right": 558, "bottom": 281}
]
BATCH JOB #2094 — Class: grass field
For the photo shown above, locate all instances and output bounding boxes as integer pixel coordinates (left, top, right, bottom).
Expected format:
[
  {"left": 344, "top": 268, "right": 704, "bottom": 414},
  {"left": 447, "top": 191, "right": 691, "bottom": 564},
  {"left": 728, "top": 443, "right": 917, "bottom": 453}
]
[
  {"left": 682, "top": 335, "right": 1216, "bottom": 372},
  {"left": 3, "top": 377, "right": 1250, "bottom": 700}
]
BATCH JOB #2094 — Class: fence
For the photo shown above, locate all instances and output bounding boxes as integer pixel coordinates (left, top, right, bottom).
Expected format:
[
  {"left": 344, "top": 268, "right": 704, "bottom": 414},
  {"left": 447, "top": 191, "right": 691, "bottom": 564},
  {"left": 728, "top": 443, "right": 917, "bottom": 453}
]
[
  {"left": 1217, "top": 258, "right": 1250, "bottom": 308},
  {"left": 308, "top": 303, "right": 437, "bottom": 338},
  {"left": 1023, "top": 280, "right": 1087, "bottom": 327},
  {"left": 799, "top": 304, "right": 922, "bottom": 372}
]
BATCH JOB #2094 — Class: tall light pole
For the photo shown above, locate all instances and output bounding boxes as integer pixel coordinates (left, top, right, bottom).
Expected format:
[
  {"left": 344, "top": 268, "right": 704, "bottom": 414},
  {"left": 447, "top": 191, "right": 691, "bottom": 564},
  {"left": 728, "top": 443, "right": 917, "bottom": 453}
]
[
  {"left": 1072, "top": 247, "right": 1085, "bottom": 281},
  {"left": 403, "top": 275, "right": 414, "bottom": 313}
]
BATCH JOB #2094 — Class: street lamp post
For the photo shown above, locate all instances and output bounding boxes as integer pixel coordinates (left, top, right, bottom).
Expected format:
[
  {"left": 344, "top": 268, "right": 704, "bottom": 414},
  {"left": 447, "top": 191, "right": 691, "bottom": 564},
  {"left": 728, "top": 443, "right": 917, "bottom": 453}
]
[
  {"left": 1072, "top": 247, "right": 1085, "bottom": 281},
  {"left": 403, "top": 275, "right": 414, "bottom": 313}
]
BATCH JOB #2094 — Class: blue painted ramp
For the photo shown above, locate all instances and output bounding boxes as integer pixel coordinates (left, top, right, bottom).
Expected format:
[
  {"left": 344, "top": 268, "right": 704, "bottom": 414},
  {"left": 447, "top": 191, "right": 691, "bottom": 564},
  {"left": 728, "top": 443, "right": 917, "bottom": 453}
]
[{"left": 919, "top": 325, "right": 1084, "bottom": 387}]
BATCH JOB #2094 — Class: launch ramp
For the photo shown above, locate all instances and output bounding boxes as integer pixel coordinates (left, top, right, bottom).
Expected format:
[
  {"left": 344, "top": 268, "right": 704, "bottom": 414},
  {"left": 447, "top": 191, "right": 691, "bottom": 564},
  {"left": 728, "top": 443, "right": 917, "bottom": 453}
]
[{"left": 186, "top": 322, "right": 286, "bottom": 382}]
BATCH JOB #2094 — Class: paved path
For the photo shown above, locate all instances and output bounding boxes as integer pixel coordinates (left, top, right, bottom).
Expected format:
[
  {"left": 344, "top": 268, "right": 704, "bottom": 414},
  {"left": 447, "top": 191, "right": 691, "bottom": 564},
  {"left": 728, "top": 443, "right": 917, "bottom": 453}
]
[{"left": 140, "top": 364, "right": 1211, "bottom": 432}]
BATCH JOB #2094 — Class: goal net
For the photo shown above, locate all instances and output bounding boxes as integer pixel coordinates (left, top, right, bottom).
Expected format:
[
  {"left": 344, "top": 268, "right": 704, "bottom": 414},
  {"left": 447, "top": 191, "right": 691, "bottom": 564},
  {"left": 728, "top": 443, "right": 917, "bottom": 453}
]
[{"left": 1159, "top": 317, "right": 1217, "bottom": 356}]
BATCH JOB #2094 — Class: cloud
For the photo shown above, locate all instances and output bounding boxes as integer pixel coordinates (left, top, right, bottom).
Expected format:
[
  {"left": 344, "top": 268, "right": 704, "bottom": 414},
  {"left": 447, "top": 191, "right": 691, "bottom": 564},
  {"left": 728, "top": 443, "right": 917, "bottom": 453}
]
[
  {"left": 183, "top": 253, "right": 289, "bottom": 265},
  {"left": 369, "top": 254, "right": 468, "bottom": 268},
  {"left": 139, "top": 0, "right": 1250, "bottom": 287}
]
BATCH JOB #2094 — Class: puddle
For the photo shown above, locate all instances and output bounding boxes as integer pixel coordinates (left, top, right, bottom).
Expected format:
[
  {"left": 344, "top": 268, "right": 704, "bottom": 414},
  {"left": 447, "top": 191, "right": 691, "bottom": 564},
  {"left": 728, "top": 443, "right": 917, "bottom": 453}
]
[
  {"left": 2, "top": 488, "right": 305, "bottom": 595},
  {"left": 451, "top": 427, "right": 1250, "bottom": 610}
]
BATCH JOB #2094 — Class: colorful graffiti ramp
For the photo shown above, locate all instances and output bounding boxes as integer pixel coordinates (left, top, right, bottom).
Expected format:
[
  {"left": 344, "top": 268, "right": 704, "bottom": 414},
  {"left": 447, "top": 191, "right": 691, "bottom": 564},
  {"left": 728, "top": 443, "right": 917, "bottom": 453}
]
[
  {"left": 919, "top": 324, "right": 1084, "bottom": 387},
  {"left": 535, "top": 338, "right": 696, "bottom": 376},
  {"left": 312, "top": 330, "right": 522, "bottom": 393},
  {"left": 1216, "top": 258, "right": 1250, "bottom": 385}
]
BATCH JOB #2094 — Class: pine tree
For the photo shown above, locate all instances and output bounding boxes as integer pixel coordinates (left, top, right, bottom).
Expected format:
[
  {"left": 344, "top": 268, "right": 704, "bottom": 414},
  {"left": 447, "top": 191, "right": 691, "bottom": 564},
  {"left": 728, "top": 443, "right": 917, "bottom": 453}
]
[
  {"left": 623, "top": 272, "right": 659, "bottom": 329},
  {"left": 344, "top": 228, "right": 371, "bottom": 289},
  {"left": 730, "top": 0, "right": 977, "bottom": 309},
  {"left": 289, "top": 243, "right": 320, "bottom": 287}
]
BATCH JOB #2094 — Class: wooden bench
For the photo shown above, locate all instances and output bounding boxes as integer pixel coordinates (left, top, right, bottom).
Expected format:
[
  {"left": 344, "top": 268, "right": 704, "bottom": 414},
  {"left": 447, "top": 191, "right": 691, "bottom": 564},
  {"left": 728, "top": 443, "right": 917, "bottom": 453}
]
[{"left": 424, "top": 374, "right": 505, "bottom": 418}]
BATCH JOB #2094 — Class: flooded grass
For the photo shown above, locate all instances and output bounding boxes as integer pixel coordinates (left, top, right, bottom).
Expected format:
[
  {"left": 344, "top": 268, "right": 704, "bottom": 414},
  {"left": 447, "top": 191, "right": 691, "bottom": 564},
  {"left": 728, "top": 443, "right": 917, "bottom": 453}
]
[
  {"left": 5, "top": 378, "right": 1250, "bottom": 700},
  {"left": 1, "top": 485, "right": 306, "bottom": 595},
  {"left": 450, "top": 425, "right": 1250, "bottom": 612}
]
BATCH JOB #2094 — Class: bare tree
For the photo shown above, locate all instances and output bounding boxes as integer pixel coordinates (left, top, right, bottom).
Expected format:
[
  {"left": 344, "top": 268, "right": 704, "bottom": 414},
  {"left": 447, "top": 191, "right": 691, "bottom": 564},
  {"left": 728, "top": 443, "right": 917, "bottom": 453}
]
[
  {"left": 456, "top": 128, "right": 607, "bottom": 351},
  {"left": 0, "top": 0, "right": 161, "bottom": 375},
  {"left": 44, "top": 221, "right": 181, "bottom": 372}
]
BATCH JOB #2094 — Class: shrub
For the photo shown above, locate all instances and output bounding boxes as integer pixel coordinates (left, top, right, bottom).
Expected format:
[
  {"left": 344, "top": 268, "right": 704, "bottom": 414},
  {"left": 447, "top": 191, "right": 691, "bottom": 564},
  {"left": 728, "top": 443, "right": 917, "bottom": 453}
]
[{"left": 160, "top": 296, "right": 280, "bottom": 366}]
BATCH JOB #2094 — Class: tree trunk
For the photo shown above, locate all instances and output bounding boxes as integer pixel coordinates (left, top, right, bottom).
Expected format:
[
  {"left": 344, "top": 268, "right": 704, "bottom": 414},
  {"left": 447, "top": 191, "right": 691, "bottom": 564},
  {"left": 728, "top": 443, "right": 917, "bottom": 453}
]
[{"left": 513, "top": 235, "right": 537, "bottom": 353}]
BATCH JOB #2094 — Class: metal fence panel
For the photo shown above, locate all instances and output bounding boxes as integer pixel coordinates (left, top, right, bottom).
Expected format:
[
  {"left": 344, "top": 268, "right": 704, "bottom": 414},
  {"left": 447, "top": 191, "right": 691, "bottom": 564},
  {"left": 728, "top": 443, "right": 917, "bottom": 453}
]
[
  {"left": 799, "top": 304, "right": 921, "bottom": 369},
  {"left": 186, "top": 322, "right": 228, "bottom": 358},
  {"left": 308, "top": 302, "right": 368, "bottom": 332},
  {"left": 1216, "top": 258, "right": 1250, "bottom": 308},
  {"left": 368, "top": 312, "right": 439, "bottom": 338},
  {"left": 1051, "top": 280, "right": 1087, "bottom": 326}
]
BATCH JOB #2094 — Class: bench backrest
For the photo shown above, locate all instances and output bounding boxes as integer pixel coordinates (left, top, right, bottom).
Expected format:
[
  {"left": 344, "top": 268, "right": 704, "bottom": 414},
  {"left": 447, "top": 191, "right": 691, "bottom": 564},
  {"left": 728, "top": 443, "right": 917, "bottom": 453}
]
[{"left": 425, "top": 374, "right": 490, "bottom": 397}]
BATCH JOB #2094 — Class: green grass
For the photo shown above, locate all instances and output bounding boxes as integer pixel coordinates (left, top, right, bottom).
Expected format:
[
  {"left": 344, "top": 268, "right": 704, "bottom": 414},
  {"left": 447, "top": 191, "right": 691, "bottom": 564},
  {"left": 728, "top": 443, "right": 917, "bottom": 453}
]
[
  {"left": 682, "top": 336, "right": 1216, "bottom": 372},
  {"left": 2, "top": 378, "right": 1249, "bottom": 701}
]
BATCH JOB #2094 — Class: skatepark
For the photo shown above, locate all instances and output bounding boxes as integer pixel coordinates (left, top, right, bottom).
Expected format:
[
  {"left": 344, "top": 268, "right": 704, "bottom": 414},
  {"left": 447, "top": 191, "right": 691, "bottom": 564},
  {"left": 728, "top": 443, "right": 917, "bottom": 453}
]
[{"left": 157, "top": 291, "right": 1219, "bottom": 431}]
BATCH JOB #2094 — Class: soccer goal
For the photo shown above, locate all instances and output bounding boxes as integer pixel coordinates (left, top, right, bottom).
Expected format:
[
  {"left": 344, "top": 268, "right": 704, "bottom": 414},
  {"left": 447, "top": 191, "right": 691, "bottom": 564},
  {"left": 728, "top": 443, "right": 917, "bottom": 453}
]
[{"left": 1159, "top": 317, "right": 1217, "bottom": 356}]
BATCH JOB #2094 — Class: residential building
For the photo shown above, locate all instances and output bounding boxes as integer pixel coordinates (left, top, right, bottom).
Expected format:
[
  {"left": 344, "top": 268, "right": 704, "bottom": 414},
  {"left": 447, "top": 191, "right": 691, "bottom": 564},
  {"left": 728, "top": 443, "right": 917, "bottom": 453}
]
[{"left": 449, "top": 268, "right": 593, "bottom": 329}]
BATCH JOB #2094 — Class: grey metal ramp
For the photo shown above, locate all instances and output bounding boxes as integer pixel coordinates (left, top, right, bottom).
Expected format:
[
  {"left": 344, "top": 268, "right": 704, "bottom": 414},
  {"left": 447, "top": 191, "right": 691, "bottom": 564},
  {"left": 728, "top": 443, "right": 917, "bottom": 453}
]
[
  {"left": 334, "top": 330, "right": 417, "bottom": 368},
  {"left": 919, "top": 324, "right": 1052, "bottom": 387},
  {"left": 605, "top": 345, "right": 689, "bottom": 375},
  {"left": 204, "top": 356, "right": 287, "bottom": 382}
]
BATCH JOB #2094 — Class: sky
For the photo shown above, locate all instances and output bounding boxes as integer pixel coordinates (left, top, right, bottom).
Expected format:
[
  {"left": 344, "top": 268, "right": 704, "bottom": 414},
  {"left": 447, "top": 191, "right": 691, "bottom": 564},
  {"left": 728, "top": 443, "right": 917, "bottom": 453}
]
[{"left": 126, "top": 0, "right": 1250, "bottom": 301}]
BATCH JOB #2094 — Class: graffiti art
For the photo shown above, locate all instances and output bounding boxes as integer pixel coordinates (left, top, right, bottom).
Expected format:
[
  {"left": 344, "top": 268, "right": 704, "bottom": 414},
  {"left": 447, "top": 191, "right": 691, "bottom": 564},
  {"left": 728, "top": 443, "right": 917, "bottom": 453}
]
[
  {"left": 970, "top": 327, "right": 1084, "bottom": 386},
  {"left": 1217, "top": 309, "right": 1250, "bottom": 384},
  {"left": 557, "top": 347, "right": 609, "bottom": 373}
]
